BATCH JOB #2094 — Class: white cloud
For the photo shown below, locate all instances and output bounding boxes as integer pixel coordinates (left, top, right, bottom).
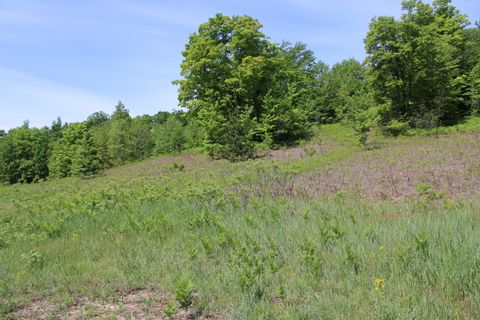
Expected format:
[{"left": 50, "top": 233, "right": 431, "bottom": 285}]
[{"left": 0, "top": 67, "right": 115, "bottom": 130}]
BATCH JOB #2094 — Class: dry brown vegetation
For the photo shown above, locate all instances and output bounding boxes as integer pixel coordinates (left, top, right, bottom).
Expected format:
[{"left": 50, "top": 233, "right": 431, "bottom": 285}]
[
  {"left": 239, "top": 132, "right": 480, "bottom": 202},
  {"left": 8, "top": 289, "right": 215, "bottom": 320}
]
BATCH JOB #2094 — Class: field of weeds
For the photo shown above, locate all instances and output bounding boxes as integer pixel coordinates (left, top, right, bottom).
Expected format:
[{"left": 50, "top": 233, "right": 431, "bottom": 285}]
[{"left": 1, "top": 120, "right": 480, "bottom": 319}]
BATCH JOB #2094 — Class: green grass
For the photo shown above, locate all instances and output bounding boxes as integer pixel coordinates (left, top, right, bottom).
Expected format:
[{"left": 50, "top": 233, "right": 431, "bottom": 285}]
[
  {"left": 1, "top": 122, "right": 480, "bottom": 319},
  {"left": 404, "top": 116, "right": 480, "bottom": 136}
]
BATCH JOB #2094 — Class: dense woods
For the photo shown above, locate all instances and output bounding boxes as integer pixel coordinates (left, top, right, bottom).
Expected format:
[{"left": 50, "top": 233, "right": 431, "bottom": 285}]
[{"left": 1, "top": 0, "right": 479, "bottom": 184}]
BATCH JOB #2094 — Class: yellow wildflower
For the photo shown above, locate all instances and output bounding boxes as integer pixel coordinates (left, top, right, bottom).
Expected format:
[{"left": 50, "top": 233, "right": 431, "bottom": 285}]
[{"left": 374, "top": 276, "right": 385, "bottom": 297}]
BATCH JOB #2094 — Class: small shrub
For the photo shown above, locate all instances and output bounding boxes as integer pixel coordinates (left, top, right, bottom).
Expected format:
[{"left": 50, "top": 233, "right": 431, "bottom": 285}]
[
  {"left": 153, "top": 117, "right": 187, "bottom": 154},
  {"left": 414, "top": 230, "right": 430, "bottom": 257},
  {"left": 163, "top": 299, "right": 178, "bottom": 317},
  {"left": 22, "top": 250, "right": 45, "bottom": 269},
  {"left": 301, "top": 240, "right": 322, "bottom": 276},
  {"left": 171, "top": 161, "right": 185, "bottom": 172},
  {"left": 200, "top": 236, "right": 214, "bottom": 256},
  {"left": 416, "top": 183, "right": 444, "bottom": 205},
  {"left": 382, "top": 120, "right": 409, "bottom": 137},
  {"left": 344, "top": 244, "right": 360, "bottom": 274},
  {"left": 174, "top": 276, "right": 193, "bottom": 308}
]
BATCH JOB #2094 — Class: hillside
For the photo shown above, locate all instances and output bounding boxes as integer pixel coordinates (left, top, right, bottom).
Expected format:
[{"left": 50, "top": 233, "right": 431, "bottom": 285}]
[{"left": 1, "top": 120, "right": 480, "bottom": 319}]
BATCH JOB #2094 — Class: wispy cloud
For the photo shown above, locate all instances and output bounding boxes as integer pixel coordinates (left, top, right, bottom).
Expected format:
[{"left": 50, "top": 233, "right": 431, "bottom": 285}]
[
  {"left": 0, "top": 67, "right": 114, "bottom": 130},
  {"left": 0, "top": 1, "right": 66, "bottom": 26},
  {"left": 0, "top": 0, "right": 477, "bottom": 130},
  {"left": 110, "top": 0, "right": 205, "bottom": 29}
]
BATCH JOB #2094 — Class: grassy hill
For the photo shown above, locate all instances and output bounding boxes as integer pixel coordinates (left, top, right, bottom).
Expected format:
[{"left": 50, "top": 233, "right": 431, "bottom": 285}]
[{"left": 1, "top": 120, "right": 480, "bottom": 319}]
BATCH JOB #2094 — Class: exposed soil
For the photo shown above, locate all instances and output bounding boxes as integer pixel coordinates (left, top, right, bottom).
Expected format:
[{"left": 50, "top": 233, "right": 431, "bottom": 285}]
[{"left": 8, "top": 289, "right": 218, "bottom": 320}]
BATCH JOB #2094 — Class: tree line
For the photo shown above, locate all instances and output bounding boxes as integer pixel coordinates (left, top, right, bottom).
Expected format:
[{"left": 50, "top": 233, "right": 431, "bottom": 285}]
[
  {"left": 0, "top": 104, "right": 200, "bottom": 184},
  {"left": 1, "top": 0, "right": 479, "bottom": 184}
]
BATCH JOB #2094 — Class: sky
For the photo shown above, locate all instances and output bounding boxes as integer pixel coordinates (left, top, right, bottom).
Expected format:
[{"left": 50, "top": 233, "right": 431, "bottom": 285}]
[{"left": 1, "top": 0, "right": 479, "bottom": 131}]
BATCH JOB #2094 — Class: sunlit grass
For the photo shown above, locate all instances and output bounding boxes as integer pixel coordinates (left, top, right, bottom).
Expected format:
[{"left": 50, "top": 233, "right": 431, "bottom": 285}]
[{"left": 1, "top": 121, "right": 480, "bottom": 318}]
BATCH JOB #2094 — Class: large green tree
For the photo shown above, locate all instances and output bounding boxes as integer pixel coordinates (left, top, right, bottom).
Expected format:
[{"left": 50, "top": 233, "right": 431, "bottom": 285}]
[
  {"left": 469, "top": 63, "right": 480, "bottom": 114},
  {"left": 107, "top": 102, "right": 134, "bottom": 165},
  {"left": 174, "top": 14, "right": 271, "bottom": 159},
  {"left": 48, "top": 123, "right": 100, "bottom": 178},
  {"left": 259, "top": 42, "right": 320, "bottom": 145},
  {"left": 0, "top": 125, "right": 50, "bottom": 184},
  {"left": 365, "top": 0, "right": 470, "bottom": 128},
  {"left": 314, "top": 59, "right": 370, "bottom": 123},
  {"left": 174, "top": 14, "right": 315, "bottom": 160}
]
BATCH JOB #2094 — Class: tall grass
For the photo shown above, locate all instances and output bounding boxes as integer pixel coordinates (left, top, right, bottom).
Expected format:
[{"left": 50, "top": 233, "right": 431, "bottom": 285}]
[{"left": 1, "top": 122, "right": 480, "bottom": 318}]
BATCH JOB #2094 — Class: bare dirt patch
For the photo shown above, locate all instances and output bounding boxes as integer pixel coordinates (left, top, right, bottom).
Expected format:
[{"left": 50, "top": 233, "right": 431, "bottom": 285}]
[
  {"left": 7, "top": 299, "right": 57, "bottom": 320},
  {"left": 8, "top": 289, "right": 217, "bottom": 320}
]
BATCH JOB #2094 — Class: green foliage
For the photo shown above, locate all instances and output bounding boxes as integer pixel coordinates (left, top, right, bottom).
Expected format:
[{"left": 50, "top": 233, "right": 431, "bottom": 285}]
[
  {"left": 153, "top": 116, "right": 187, "bottom": 154},
  {"left": 170, "top": 161, "right": 185, "bottom": 172},
  {"left": 105, "top": 101, "right": 155, "bottom": 165},
  {"left": 163, "top": 299, "right": 178, "bottom": 317},
  {"left": 206, "top": 110, "right": 256, "bottom": 161},
  {"left": 130, "top": 117, "right": 155, "bottom": 159},
  {"left": 462, "top": 25, "right": 480, "bottom": 75},
  {"left": 71, "top": 133, "right": 101, "bottom": 177},
  {"left": 301, "top": 240, "right": 322, "bottom": 276},
  {"left": 365, "top": 0, "right": 470, "bottom": 128},
  {"left": 85, "top": 111, "right": 109, "bottom": 128},
  {"left": 174, "top": 276, "right": 193, "bottom": 308},
  {"left": 175, "top": 14, "right": 316, "bottom": 160},
  {"left": 22, "top": 250, "right": 45, "bottom": 269},
  {"left": 259, "top": 42, "right": 318, "bottom": 145},
  {"left": 416, "top": 183, "right": 444, "bottom": 205},
  {"left": 1, "top": 121, "right": 480, "bottom": 318},
  {"left": 315, "top": 59, "right": 370, "bottom": 124},
  {"left": 89, "top": 123, "right": 112, "bottom": 169},
  {"left": 0, "top": 101, "right": 202, "bottom": 184},
  {"left": 107, "top": 104, "right": 133, "bottom": 165},
  {"left": 2, "top": 1, "right": 478, "bottom": 185},
  {"left": 382, "top": 119, "right": 410, "bottom": 137},
  {"left": 468, "top": 63, "right": 480, "bottom": 114},
  {"left": 3, "top": 3, "right": 480, "bottom": 318},
  {"left": 0, "top": 125, "right": 50, "bottom": 184},
  {"left": 49, "top": 123, "right": 100, "bottom": 178}
]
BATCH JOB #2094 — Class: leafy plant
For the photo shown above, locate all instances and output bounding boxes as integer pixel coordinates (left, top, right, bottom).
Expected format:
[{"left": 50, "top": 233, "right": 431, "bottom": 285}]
[
  {"left": 22, "top": 250, "right": 45, "bottom": 269},
  {"left": 174, "top": 276, "right": 194, "bottom": 308},
  {"left": 163, "top": 299, "right": 178, "bottom": 317}
]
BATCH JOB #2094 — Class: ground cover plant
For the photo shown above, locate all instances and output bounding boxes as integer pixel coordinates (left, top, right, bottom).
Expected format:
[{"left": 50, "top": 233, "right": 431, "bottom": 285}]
[
  {"left": 1, "top": 1, "right": 479, "bottom": 318},
  {"left": 2, "top": 1, "right": 479, "bottom": 180},
  {"left": 1, "top": 121, "right": 480, "bottom": 319}
]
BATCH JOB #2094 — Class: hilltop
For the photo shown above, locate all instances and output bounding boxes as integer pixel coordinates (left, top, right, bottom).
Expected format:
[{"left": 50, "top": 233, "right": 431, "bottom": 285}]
[{"left": 1, "top": 120, "right": 480, "bottom": 319}]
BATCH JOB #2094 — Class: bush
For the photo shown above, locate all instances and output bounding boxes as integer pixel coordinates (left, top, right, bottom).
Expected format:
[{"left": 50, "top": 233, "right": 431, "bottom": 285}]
[
  {"left": 0, "top": 126, "right": 50, "bottom": 184},
  {"left": 174, "top": 276, "right": 193, "bottom": 308},
  {"left": 153, "top": 117, "right": 187, "bottom": 154},
  {"left": 206, "top": 112, "right": 256, "bottom": 161},
  {"left": 382, "top": 120, "right": 410, "bottom": 137}
]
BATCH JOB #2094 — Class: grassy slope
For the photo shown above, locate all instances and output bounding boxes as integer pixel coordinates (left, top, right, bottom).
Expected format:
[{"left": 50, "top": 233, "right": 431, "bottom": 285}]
[{"left": 1, "top": 120, "right": 480, "bottom": 319}]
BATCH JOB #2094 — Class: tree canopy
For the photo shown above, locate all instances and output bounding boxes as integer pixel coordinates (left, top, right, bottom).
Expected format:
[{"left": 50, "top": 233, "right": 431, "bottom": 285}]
[
  {"left": 174, "top": 13, "right": 321, "bottom": 159},
  {"left": 1, "top": 1, "right": 479, "bottom": 184},
  {"left": 364, "top": 0, "right": 473, "bottom": 128}
]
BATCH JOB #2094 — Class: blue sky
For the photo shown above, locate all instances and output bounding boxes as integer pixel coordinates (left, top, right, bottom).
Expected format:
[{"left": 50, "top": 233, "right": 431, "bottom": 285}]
[{"left": 1, "top": 0, "right": 479, "bottom": 130}]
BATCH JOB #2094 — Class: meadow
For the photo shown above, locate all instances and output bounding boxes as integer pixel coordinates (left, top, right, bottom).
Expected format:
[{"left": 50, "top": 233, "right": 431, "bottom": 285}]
[{"left": 1, "top": 120, "right": 480, "bottom": 319}]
